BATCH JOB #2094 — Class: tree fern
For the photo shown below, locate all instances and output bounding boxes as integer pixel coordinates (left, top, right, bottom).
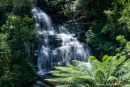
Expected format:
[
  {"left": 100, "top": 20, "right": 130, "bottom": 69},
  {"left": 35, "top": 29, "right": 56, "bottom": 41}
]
[{"left": 46, "top": 54, "right": 130, "bottom": 87}]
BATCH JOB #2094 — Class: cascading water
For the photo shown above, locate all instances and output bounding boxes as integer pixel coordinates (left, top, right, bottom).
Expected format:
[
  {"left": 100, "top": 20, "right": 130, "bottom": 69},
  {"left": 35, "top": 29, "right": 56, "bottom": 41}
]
[{"left": 32, "top": 7, "right": 91, "bottom": 75}]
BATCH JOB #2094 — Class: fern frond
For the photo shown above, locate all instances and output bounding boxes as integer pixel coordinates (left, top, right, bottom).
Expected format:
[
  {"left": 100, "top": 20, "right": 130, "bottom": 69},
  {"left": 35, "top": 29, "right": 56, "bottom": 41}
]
[
  {"left": 51, "top": 65, "right": 88, "bottom": 77},
  {"left": 113, "top": 56, "right": 126, "bottom": 76},
  {"left": 67, "top": 64, "right": 87, "bottom": 74},
  {"left": 67, "top": 64, "right": 80, "bottom": 70},
  {"left": 54, "top": 66, "right": 74, "bottom": 73},
  {"left": 121, "top": 72, "right": 130, "bottom": 81},
  {"left": 91, "top": 59, "right": 101, "bottom": 72},
  {"left": 57, "top": 84, "right": 77, "bottom": 87},
  {"left": 47, "top": 56, "right": 130, "bottom": 87},
  {"left": 122, "top": 84, "right": 130, "bottom": 87},
  {"left": 51, "top": 70, "right": 86, "bottom": 77},
  {"left": 107, "top": 76, "right": 119, "bottom": 83},
  {"left": 72, "top": 76, "right": 96, "bottom": 86},
  {"left": 117, "top": 59, "right": 130, "bottom": 79},
  {"left": 71, "top": 60, "right": 90, "bottom": 71},
  {"left": 89, "top": 56, "right": 97, "bottom": 63},
  {"left": 71, "top": 60, "right": 93, "bottom": 76},
  {"left": 46, "top": 77, "right": 75, "bottom": 84},
  {"left": 102, "top": 55, "right": 110, "bottom": 62},
  {"left": 116, "top": 56, "right": 126, "bottom": 66},
  {"left": 94, "top": 69, "right": 105, "bottom": 84},
  {"left": 102, "top": 56, "right": 117, "bottom": 81},
  {"left": 57, "top": 85, "right": 72, "bottom": 87}
]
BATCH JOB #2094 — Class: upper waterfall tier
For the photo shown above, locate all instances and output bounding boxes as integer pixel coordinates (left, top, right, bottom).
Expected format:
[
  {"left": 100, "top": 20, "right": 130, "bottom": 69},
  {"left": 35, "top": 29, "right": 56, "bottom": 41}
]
[
  {"left": 32, "top": 7, "right": 51, "bottom": 28},
  {"left": 32, "top": 7, "right": 91, "bottom": 75}
]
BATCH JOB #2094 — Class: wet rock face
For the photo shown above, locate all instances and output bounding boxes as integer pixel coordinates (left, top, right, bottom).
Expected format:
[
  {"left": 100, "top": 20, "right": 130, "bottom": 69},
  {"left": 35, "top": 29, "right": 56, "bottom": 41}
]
[
  {"left": 48, "top": 35, "right": 62, "bottom": 49},
  {"left": 32, "top": 81, "right": 51, "bottom": 87}
]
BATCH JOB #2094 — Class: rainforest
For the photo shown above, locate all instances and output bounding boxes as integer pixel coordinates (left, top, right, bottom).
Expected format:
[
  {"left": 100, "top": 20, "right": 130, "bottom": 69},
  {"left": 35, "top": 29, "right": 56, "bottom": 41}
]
[{"left": 0, "top": 0, "right": 130, "bottom": 87}]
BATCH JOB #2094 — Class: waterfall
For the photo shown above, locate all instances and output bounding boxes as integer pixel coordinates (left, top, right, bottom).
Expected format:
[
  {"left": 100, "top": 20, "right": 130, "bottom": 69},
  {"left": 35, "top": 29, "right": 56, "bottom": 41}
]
[{"left": 32, "top": 7, "right": 91, "bottom": 75}]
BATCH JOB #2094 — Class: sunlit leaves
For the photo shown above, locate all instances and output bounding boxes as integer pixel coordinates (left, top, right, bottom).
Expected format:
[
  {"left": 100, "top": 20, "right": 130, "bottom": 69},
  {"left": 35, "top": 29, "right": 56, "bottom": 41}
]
[
  {"left": 0, "top": 33, "right": 11, "bottom": 77},
  {"left": 47, "top": 55, "right": 130, "bottom": 87}
]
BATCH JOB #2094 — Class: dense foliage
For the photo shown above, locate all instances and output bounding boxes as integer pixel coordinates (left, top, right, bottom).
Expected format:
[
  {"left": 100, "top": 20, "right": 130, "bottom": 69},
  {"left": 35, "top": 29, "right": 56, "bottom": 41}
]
[
  {"left": 48, "top": 0, "right": 130, "bottom": 57},
  {"left": 86, "top": 0, "right": 130, "bottom": 56},
  {"left": 0, "top": 1, "right": 37, "bottom": 86},
  {"left": 0, "top": 14, "right": 37, "bottom": 87},
  {"left": 0, "top": 0, "right": 130, "bottom": 86},
  {"left": 0, "top": 59, "right": 37, "bottom": 87},
  {"left": 47, "top": 55, "right": 130, "bottom": 87},
  {"left": 0, "top": 33, "right": 11, "bottom": 78},
  {"left": 0, "top": 0, "right": 36, "bottom": 16}
]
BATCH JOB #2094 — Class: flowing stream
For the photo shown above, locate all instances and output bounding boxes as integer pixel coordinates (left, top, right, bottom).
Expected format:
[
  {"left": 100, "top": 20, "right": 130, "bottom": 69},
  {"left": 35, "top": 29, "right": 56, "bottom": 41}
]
[{"left": 31, "top": 7, "right": 91, "bottom": 76}]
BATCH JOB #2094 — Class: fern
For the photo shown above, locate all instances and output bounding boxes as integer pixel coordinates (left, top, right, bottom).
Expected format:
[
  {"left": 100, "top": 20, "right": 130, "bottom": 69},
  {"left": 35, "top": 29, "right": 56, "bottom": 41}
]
[
  {"left": 117, "top": 58, "right": 130, "bottom": 81},
  {"left": 94, "top": 69, "right": 105, "bottom": 84},
  {"left": 46, "top": 55, "right": 130, "bottom": 87},
  {"left": 107, "top": 76, "right": 119, "bottom": 83},
  {"left": 57, "top": 84, "right": 78, "bottom": 87}
]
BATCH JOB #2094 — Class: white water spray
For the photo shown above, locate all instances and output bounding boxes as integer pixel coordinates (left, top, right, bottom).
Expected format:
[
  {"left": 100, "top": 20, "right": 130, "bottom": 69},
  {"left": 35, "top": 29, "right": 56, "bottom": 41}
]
[{"left": 32, "top": 7, "right": 91, "bottom": 75}]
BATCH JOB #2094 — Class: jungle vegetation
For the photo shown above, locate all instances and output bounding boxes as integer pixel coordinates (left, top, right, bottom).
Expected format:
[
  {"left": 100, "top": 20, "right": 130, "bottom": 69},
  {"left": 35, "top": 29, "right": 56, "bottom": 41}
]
[
  {"left": 47, "top": 54, "right": 130, "bottom": 87},
  {"left": 0, "top": 0, "right": 130, "bottom": 87}
]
